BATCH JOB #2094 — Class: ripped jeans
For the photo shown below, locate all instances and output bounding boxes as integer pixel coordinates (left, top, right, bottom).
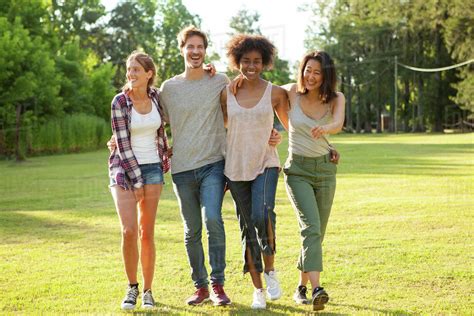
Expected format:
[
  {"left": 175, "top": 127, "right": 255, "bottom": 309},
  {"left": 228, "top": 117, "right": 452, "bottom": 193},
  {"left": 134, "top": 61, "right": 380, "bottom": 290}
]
[{"left": 226, "top": 167, "right": 279, "bottom": 273}]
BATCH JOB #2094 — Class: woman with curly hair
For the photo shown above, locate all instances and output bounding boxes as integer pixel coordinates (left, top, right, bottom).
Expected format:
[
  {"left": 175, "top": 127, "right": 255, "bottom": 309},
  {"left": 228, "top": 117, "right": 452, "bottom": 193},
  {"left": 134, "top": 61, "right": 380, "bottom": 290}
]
[{"left": 220, "top": 34, "right": 289, "bottom": 309}]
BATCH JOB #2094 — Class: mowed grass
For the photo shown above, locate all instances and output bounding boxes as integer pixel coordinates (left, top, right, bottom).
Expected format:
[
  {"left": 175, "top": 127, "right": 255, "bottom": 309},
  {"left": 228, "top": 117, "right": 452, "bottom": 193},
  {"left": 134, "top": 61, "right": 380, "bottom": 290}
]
[{"left": 0, "top": 133, "right": 473, "bottom": 314}]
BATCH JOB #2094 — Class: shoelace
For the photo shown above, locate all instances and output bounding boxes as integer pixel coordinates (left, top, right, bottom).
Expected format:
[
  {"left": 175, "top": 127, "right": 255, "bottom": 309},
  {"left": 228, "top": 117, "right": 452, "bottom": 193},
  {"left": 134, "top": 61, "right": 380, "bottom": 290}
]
[
  {"left": 143, "top": 291, "right": 153, "bottom": 303},
  {"left": 126, "top": 287, "right": 139, "bottom": 301},
  {"left": 300, "top": 287, "right": 307, "bottom": 295},
  {"left": 212, "top": 285, "right": 225, "bottom": 295}
]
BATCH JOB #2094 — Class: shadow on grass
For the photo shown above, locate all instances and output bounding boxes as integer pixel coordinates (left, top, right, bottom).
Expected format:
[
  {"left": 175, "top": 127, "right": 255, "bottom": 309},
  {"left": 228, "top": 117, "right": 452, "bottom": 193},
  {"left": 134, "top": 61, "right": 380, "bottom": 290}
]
[
  {"left": 330, "top": 302, "right": 410, "bottom": 315},
  {"left": 334, "top": 143, "right": 473, "bottom": 176},
  {"left": 0, "top": 211, "right": 113, "bottom": 244}
]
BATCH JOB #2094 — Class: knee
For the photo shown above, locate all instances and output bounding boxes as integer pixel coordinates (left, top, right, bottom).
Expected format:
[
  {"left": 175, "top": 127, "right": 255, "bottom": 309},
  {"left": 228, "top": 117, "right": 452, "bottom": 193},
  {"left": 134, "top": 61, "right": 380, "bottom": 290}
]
[
  {"left": 184, "top": 226, "right": 202, "bottom": 243},
  {"left": 139, "top": 226, "right": 154, "bottom": 244},
  {"left": 122, "top": 226, "right": 138, "bottom": 241},
  {"left": 205, "top": 216, "right": 224, "bottom": 235},
  {"left": 301, "top": 224, "right": 321, "bottom": 239}
]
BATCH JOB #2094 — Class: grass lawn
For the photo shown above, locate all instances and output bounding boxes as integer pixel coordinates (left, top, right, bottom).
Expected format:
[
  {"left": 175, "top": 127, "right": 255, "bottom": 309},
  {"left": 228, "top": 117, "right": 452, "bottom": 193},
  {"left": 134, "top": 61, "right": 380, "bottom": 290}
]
[{"left": 0, "top": 133, "right": 473, "bottom": 314}]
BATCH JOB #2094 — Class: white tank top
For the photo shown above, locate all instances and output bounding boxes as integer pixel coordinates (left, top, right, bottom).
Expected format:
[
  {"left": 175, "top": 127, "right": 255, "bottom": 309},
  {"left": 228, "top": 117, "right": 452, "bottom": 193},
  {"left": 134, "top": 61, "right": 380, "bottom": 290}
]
[
  {"left": 131, "top": 99, "right": 161, "bottom": 164},
  {"left": 224, "top": 82, "right": 280, "bottom": 181}
]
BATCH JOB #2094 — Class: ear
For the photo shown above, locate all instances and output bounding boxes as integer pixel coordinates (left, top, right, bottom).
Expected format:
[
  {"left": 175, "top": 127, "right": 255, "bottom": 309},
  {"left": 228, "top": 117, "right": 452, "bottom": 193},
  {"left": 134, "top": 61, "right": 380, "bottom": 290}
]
[{"left": 147, "top": 70, "right": 153, "bottom": 79}]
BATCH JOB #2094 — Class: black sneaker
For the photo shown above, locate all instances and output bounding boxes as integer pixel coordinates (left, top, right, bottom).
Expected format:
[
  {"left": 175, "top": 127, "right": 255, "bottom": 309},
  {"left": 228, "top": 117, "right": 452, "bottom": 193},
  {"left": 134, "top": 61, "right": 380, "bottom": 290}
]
[
  {"left": 293, "top": 285, "right": 310, "bottom": 304},
  {"left": 142, "top": 289, "right": 155, "bottom": 309},
  {"left": 312, "top": 287, "right": 329, "bottom": 311},
  {"left": 121, "top": 285, "right": 139, "bottom": 310}
]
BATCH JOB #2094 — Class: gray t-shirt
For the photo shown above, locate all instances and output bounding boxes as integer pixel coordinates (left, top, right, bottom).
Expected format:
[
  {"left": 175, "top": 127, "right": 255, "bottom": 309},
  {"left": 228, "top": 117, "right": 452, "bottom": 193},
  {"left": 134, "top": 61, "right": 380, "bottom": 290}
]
[{"left": 160, "top": 73, "right": 228, "bottom": 174}]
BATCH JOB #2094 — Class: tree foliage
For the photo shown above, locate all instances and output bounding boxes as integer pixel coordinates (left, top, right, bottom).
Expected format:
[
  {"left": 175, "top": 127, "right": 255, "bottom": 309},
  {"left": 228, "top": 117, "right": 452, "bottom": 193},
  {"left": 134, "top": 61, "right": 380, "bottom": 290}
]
[{"left": 305, "top": 0, "right": 473, "bottom": 132}]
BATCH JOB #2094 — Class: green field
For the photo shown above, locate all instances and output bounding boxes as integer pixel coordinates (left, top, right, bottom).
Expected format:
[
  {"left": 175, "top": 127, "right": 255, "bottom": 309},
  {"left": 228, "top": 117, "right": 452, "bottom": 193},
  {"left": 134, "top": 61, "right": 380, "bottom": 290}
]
[{"left": 1, "top": 133, "right": 473, "bottom": 314}]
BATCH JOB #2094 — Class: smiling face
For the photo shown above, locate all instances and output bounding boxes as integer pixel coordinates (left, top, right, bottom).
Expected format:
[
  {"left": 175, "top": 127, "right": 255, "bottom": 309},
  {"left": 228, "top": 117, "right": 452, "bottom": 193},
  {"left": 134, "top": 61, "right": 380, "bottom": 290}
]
[
  {"left": 239, "top": 50, "right": 263, "bottom": 80},
  {"left": 181, "top": 35, "right": 206, "bottom": 69},
  {"left": 126, "top": 58, "right": 152, "bottom": 90},
  {"left": 303, "top": 59, "right": 324, "bottom": 92}
]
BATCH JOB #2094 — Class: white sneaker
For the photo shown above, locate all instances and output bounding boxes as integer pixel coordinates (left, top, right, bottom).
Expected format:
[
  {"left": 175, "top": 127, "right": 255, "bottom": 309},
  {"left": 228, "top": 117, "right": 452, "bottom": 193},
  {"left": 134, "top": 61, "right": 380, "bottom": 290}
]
[
  {"left": 264, "top": 270, "right": 282, "bottom": 300},
  {"left": 251, "top": 288, "right": 266, "bottom": 309}
]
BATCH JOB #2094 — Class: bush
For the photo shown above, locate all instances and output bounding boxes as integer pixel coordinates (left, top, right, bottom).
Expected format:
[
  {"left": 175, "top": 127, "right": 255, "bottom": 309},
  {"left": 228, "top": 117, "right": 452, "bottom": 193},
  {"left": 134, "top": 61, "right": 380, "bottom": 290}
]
[{"left": 28, "top": 114, "right": 109, "bottom": 155}]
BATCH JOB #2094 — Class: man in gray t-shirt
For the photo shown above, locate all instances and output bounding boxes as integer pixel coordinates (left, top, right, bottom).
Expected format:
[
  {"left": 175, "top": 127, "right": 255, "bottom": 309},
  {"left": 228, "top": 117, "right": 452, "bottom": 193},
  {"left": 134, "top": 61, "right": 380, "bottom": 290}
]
[{"left": 159, "top": 26, "right": 231, "bottom": 306}]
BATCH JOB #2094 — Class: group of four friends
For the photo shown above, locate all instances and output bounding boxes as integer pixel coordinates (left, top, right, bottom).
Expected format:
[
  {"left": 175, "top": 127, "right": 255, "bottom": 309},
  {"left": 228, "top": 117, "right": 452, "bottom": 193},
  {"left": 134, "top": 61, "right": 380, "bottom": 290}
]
[{"left": 108, "top": 26, "right": 345, "bottom": 311}]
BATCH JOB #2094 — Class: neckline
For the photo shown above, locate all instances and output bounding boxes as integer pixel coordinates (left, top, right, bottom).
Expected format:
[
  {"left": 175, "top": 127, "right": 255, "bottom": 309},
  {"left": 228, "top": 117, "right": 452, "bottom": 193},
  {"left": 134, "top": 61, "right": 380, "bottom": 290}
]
[
  {"left": 232, "top": 81, "right": 271, "bottom": 110},
  {"left": 131, "top": 98, "right": 157, "bottom": 116},
  {"left": 295, "top": 94, "right": 330, "bottom": 121}
]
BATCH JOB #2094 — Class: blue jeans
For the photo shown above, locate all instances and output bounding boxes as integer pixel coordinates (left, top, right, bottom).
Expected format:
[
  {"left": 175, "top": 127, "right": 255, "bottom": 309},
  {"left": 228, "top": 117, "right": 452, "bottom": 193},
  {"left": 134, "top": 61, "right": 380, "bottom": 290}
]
[
  {"left": 226, "top": 167, "right": 279, "bottom": 273},
  {"left": 171, "top": 160, "right": 226, "bottom": 288}
]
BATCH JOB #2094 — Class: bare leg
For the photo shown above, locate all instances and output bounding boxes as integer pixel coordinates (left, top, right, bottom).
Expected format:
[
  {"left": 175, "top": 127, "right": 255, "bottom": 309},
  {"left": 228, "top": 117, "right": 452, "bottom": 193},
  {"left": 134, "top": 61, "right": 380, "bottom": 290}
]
[
  {"left": 138, "top": 184, "right": 162, "bottom": 290},
  {"left": 263, "top": 218, "right": 275, "bottom": 273},
  {"left": 111, "top": 186, "right": 139, "bottom": 284},
  {"left": 246, "top": 247, "right": 263, "bottom": 289},
  {"left": 307, "top": 271, "right": 321, "bottom": 289},
  {"left": 299, "top": 271, "right": 310, "bottom": 286}
]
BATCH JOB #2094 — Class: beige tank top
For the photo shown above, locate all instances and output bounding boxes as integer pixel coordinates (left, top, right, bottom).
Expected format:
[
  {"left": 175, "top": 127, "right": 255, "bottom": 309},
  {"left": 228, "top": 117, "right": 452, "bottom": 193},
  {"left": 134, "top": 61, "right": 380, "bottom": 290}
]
[
  {"left": 224, "top": 82, "right": 280, "bottom": 181},
  {"left": 288, "top": 94, "right": 333, "bottom": 157}
]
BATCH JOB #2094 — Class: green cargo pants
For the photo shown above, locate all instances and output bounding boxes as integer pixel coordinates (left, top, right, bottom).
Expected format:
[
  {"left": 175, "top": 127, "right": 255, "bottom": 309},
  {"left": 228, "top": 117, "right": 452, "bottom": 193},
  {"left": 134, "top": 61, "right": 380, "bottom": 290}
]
[{"left": 283, "top": 153, "right": 337, "bottom": 272}]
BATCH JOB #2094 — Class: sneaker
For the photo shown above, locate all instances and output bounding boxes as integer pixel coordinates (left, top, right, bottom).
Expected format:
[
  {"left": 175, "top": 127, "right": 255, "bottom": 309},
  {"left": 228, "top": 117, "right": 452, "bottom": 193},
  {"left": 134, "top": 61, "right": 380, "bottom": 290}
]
[
  {"left": 312, "top": 287, "right": 329, "bottom": 311},
  {"left": 210, "top": 283, "right": 231, "bottom": 306},
  {"left": 251, "top": 288, "right": 266, "bottom": 309},
  {"left": 264, "top": 270, "right": 282, "bottom": 300},
  {"left": 293, "top": 285, "right": 310, "bottom": 304},
  {"left": 142, "top": 289, "right": 155, "bottom": 309},
  {"left": 186, "top": 287, "right": 210, "bottom": 305},
  {"left": 121, "top": 285, "right": 139, "bottom": 310}
]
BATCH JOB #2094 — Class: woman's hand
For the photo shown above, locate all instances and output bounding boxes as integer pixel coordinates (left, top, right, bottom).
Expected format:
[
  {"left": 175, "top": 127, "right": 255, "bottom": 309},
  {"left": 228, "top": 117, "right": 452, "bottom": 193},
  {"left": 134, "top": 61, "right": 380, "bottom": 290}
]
[
  {"left": 229, "top": 74, "right": 244, "bottom": 95},
  {"left": 329, "top": 148, "right": 340, "bottom": 164},
  {"left": 268, "top": 128, "right": 282, "bottom": 147},
  {"left": 204, "top": 63, "right": 217, "bottom": 77},
  {"left": 133, "top": 186, "right": 144, "bottom": 202},
  {"left": 107, "top": 135, "right": 117, "bottom": 152},
  {"left": 311, "top": 125, "right": 327, "bottom": 139}
]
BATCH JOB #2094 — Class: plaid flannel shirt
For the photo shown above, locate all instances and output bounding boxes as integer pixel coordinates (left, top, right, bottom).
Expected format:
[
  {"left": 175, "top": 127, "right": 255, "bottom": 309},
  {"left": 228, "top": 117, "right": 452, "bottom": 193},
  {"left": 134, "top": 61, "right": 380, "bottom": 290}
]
[{"left": 108, "top": 87, "right": 170, "bottom": 190}]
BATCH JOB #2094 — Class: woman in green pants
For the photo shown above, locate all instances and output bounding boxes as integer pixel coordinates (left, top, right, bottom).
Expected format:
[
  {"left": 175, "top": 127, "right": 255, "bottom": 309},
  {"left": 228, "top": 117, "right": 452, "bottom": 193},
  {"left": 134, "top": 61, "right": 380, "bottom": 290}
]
[{"left": 282, "top": 51, "right": 345, "bottom": 311}]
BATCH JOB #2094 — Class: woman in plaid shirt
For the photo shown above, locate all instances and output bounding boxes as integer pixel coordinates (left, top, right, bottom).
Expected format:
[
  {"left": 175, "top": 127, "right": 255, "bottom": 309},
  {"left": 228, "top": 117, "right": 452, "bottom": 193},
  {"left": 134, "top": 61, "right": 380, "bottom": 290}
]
[{"left": 108, "top": 51, "right": 170, "bottom": 310}]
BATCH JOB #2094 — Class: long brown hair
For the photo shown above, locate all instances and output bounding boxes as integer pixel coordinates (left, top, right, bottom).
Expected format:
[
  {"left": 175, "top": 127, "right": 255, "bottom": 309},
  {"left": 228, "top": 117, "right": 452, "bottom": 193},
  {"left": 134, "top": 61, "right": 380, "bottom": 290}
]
[
  {"left": 122, "top": 51, "right": 157, "bottom": 93},
  {"left": 297, "top": 51, "right": 337, "bottom": 103}
]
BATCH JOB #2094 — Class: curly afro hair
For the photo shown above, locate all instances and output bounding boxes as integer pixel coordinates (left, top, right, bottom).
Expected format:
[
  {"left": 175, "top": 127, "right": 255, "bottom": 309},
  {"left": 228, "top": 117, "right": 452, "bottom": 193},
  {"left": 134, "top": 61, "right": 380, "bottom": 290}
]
[{"left": 226, "top": 34, "right": 276, "bottom": 71}]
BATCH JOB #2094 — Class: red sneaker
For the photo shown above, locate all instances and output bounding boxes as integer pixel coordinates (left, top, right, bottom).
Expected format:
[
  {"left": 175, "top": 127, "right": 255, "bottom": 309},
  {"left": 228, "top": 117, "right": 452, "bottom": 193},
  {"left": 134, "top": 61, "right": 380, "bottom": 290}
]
[
  {"left": 186, "top": 287, "right": 209, "bottom": 305},
  {"left": 210, "top": 283, "right": 231, "bottom": 306}
]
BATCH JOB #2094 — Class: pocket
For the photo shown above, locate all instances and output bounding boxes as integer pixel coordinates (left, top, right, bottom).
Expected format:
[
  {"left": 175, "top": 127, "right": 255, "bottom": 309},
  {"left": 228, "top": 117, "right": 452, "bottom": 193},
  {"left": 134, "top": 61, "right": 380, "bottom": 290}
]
[{"left": 319, "top": 161, "right": 337, "bottom": 175}]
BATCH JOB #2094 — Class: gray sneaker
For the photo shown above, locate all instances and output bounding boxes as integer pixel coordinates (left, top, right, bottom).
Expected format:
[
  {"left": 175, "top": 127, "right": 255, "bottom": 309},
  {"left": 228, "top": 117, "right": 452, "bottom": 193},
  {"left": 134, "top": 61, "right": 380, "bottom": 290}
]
[
  {"left": 121, "top": 285, "right": 139, "bottom": 310},
  {"left": 142, "top": 289, "right": 155, "bottom": 309},
  {"left": 312, "top": 287, "right": 329, "bottom": 311}
]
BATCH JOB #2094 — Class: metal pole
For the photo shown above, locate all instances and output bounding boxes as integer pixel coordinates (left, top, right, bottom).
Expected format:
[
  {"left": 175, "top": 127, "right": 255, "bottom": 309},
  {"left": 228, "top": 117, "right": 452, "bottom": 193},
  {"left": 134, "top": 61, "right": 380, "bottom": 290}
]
[{"left": 394, "top": 56, "right": 398, "bottom": 133}]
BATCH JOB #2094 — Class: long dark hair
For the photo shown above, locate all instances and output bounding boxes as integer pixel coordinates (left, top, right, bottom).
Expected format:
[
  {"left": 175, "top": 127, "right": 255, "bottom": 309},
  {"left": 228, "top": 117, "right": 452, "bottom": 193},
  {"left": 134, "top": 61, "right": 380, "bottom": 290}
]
[{"left": 297, "top": 51, "right": 337, "bottom": 103}]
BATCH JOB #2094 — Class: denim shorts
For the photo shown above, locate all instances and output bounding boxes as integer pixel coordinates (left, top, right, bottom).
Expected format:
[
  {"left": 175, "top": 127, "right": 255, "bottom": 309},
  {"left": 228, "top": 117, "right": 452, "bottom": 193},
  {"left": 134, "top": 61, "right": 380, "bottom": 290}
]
[
  {"left": 110, "top": 162, "right": 164, "bottom": 187},
  {"left": 140, "top": 162, "right": 164, "bottom": 185}
]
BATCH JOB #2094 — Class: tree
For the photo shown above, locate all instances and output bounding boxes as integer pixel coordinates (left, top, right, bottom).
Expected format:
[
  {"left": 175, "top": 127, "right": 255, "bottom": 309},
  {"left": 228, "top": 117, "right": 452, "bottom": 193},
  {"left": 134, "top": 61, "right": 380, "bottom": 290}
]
[
  {"left": 154, "top": 0, "right": 201, "bottom": 85},
  {"left": 0, "top": 17, "right": 61, "bottom": 160}
]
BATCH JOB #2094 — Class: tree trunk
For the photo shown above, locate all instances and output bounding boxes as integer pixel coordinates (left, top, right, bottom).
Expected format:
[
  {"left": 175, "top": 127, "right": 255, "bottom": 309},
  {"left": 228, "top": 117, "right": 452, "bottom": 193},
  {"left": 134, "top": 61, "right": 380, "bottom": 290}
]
[
  {"left": 347, "top": 69, "right": 353, "bottom": 132},
  {"left": 356, "top": 86, "right": 361, "bottom": 133},
  {"left": 15, "top": 103, "right": 24, "bottom": 161},
  {"left": 415, "top": 76, "right": 425, "bottom": 132},
  {"left": 376, "top": 78, "right": 382, "bottom": 133}
]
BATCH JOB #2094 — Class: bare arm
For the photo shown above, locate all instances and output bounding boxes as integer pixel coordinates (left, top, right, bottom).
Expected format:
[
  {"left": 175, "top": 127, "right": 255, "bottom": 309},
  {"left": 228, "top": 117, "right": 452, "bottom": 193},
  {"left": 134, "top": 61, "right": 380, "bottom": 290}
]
[
  {"left": 272, "top": 85, "right": 290, "bottom": 131},
  {"left": 220, "top": 87, "right": 228, "bottom": 128},
  {"left": 324, "top": 92, "right": 345, "bottom": 134}
]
